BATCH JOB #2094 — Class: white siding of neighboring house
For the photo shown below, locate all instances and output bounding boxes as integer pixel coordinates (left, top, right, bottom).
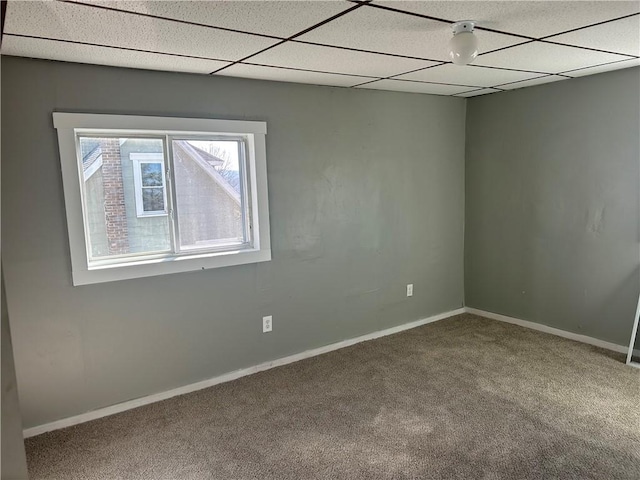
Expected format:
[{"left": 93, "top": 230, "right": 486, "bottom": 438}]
[{"left": 85, "top": 169, "right": 109, "bottom": 258}]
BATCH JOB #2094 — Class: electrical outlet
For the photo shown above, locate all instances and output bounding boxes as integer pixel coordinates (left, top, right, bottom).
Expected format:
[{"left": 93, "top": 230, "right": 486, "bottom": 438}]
[
  {"left": 263, "top": 315, "right": 272, "bottom": 333},
  {"left": 407, "top": 284, "right": 413, "bottom": 297}
]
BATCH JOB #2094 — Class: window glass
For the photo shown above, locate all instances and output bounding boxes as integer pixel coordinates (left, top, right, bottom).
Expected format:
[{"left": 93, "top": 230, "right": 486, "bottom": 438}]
[
  {"left": 78, "top": 136, "right": 171, "bottom": 259},
  {"left": 137, "top": 161, "right": 167, "bottom": 214},
  {"left": 142, "top": 187, "right": 164, "bottom": 212},
  {"left": 171, "top": 139, "right": 248, "bottom": 251},
  {"left": 141, "top": 163, "right": 163, "bottom": 187}
]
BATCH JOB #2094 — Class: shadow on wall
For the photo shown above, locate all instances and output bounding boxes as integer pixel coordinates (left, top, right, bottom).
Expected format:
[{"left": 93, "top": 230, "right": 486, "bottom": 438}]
[{"left": 1, "top": 269, "right": 29, "bottom": 479}]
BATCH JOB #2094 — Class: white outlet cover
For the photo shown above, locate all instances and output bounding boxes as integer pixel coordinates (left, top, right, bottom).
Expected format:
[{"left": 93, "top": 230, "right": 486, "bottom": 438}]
[
  {"left": 263, "top": 315, "right": 273, "bottom": 333},
  {"left": 407, "top": 284, "right": 413, "bottom": 297}
]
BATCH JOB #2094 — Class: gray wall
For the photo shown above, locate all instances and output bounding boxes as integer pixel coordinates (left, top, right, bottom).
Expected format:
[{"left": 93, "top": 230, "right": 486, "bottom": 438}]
[
  {"left": 1, "top": 274, "right": 29, "bottom": 479},
  {"left": 1, "top": 57, "right": 465, "bottom": 428},
  {"left": 465, "top": 67, "right": 640, "bottom": 346}
]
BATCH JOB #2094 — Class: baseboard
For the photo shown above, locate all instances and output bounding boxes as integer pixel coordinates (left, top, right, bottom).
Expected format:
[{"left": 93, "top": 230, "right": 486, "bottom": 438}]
[
  {"left": 464, "top": 307, "right": 629, "bottom": 354},
  {"left": 23, "top": 307, "right": 465, "bottom": 438}
]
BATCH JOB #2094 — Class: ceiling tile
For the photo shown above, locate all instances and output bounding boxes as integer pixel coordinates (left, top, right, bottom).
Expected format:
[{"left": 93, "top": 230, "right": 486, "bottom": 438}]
[
  {"left": 456, "top": 88, "right": 502, "bottom": 97},
  {"left": 496, "top": 75, "right": 569, "bottom": 90},
  {"left": 561, "top": 58, "right": 640, "bottom": 77},
  {"left": 4, "top": 0, "right": 280, "bottom": 62},
  {"left": 4, "top": 0, "right": 638, "bottom": 95},
  {"left": 1, "top": 35, "right": 230, "bottom": 74},
  {"left": 356, "top": 79, "right": 471, "bottom": 95},
  {"left": 395, "top": 64, "right": 545, "bottom": 87},
  {"left": 297, "top": 5, "right": 525, "bottom": 62},
  {"left": 374, "top": 1, "right": 640, "bottom": 38},
  {"left": 546, "top": 15, "right": 640, "bottom": 57},
  {"left": 249, "top": 41, "right": 440, "bottom": 78},
  {"left": 216, "top": 64, "right": 369, "bottom": 88},
  {"left": 474, "top": 41, "right": 630, "bottom": 73},
  {"left": 69, "top": 0, "right": 351, "bottom": 38}
]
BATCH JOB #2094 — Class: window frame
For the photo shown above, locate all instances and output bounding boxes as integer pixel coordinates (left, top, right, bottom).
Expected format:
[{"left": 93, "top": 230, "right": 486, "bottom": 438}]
[{"left": 54, "top": 113, "right": 271, "bottom": 286}]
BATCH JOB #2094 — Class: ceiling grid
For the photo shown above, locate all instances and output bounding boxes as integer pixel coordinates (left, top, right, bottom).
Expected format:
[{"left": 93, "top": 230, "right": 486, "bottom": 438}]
[{"left": 1, "top": 0, "right": 638, "bottom": 97}]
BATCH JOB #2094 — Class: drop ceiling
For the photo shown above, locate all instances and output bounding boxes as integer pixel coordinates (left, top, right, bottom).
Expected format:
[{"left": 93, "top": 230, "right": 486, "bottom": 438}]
[{"left": 2, "top": 0, "right": 639, "bottom": 97}]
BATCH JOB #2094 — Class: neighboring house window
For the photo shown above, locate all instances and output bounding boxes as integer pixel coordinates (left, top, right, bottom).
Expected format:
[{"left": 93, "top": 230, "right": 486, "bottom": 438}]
[
  {"left": 54, "top": 113, "right": 271, "bottom": 285},
  {"left": 131, "top": 154, "right": 168, "bottom": 217}
]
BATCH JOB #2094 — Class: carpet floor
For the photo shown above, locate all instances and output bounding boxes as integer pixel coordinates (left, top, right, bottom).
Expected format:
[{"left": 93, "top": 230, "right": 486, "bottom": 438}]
[{"left": 25, "top": 314, "right": 640, "bottom": 479}]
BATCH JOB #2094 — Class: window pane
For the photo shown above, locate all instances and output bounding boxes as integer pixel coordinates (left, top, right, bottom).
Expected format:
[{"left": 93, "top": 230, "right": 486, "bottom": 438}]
[
  {"left": 141, "top": 163, "right": 163, "bottom": 187},
  {"left": 142, "top": 188, "right": 165, "bottom": 212},
  {"left": 79, "top": 136, "right": 171, "bottom": 260},
  {"left": 171, "top": 139, "right": 246, "bottom": 250}
]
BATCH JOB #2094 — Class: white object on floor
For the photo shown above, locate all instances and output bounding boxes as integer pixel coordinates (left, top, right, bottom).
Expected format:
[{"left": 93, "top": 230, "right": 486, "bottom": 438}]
[{"left": 625, "top": 293, "right": 640, "bottom": 368}]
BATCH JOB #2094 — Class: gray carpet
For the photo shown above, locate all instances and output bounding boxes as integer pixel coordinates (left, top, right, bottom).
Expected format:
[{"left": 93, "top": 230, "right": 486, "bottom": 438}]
[{"left": 25, "top": 314, "right": 640, "bottom": 479}]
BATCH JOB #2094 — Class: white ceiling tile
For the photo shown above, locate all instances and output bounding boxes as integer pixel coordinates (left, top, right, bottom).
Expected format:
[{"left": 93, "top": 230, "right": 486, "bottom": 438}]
[
  {"left": 249, "top": 41, "right": 440, "bottom": 78},
  {"left": 297, "top": 5, "right": 525, "bottom": 62},
  {"left": 4, "top": 0, "right": 279, "bottom": 62},
  {"left": 546, "top": 15, "right": 640, "bottom": 56},
  {"left": 216, "top": 64, "right": 369, "bottom": 88},
  {"left": 456, "top": 88, "right": 502, "bottom": 97},
  {"left": 395, "top": 63, "right": 545, "bottom": 87},
  {"left": 356, "top": 79, "right": 471, "bottom": 95},
  {"left": 497, "top": 75, "right": 569, "bottom": 90},
  {"left": 4, "top": 0, "right": 638, "bottom": 95},
  {"left": 375, "top": 1, "right": 640, "bottom": 38},
  {"left": 69, "top": 0, "right": 351, "bottom": 38},
  {"left": 561, "top": 58, "right": 640, "bottom": 77},
  {"left": 474, "top": 41, "right": 630, "bottom": 73},
  {"left": 1, "top": 35, "right": 229, "bottom": 74}
]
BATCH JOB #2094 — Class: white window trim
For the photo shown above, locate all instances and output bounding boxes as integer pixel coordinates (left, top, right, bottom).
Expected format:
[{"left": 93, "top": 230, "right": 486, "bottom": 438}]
[
  {"left": 53, "top": 113, "right": 271, "bottom": 286},
  {"left": 130, "top": 153, "right": 168, "bottom": 217}
]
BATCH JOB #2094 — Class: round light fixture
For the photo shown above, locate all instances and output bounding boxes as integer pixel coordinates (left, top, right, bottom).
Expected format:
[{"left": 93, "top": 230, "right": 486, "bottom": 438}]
[{"left": 449, "top": 21, "right": 478, "bottom": 65}]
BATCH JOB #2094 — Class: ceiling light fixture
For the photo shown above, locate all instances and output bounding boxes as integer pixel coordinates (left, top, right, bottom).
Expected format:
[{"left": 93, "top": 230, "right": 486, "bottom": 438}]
[{"left": 449, "top": 21, "right": 479, "bottom": 66}]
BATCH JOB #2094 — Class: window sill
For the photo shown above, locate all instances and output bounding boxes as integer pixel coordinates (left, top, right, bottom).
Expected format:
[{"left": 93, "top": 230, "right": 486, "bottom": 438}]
[
  {"left": 136, "top": 212, "right": 169, "bottom": 218},
  {"left": 74, "top": 247, "right": 271, "bottom": 285}
]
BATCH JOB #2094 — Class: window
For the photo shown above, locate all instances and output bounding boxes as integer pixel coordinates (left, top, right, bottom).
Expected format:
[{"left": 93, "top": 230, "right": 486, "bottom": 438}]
[
  {"left": 131, "top": 154, "right": 168, "bottom": 217},
  {"left": 54, "top": 113, "right": 271, "bottom": 285}
]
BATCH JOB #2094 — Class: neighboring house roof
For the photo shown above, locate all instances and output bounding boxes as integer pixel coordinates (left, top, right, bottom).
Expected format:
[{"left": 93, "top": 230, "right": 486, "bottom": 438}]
[
  {"left": 83, "top": 145, "right": 103, "bottom": 180},
  {"left": 185, "top": 143, "right": 241, "bottom": 193},
  {"left": 83, "top": 145, "right": 101, "bottom": 166},
  {"left": 188, "top": 144, "right": 224, "bottom": 168},
  {"left": 173, "top": 140, "right": 241, "bottom": 205}
]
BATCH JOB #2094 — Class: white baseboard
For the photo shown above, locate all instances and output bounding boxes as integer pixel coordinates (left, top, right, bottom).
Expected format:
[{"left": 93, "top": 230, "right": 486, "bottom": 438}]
[
  {"left": 23, "top": 307, "right": 465, "bottom": 438},
  {"left": 464, "top": 307, "right": 629, "bottom": 354}
]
